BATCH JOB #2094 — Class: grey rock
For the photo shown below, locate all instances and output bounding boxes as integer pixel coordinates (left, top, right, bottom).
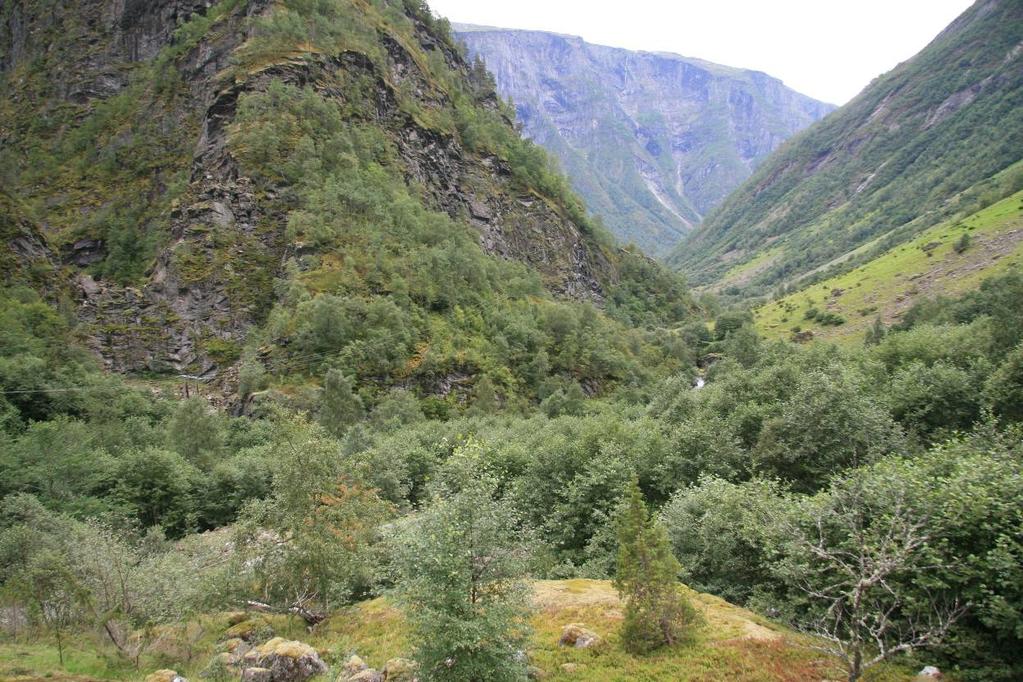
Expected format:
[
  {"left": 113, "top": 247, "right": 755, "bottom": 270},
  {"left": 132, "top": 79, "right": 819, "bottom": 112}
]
[
  {"left": 456, "top": 26, "right": 834, "bottom": 257},
  {"left": 241, "top": 668, "right": 272, "bottom": 682}
]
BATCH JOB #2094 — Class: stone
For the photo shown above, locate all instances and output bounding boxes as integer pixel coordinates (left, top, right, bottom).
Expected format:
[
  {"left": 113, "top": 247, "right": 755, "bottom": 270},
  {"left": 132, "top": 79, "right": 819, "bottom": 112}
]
[
  {"left": 558, "top": 623, "right": 601, "bottom": 649},
  {"left": 341, "top": 654, "right": 369, "bottom": 677},
  {"left": 560, "top": 663, "right": 580, "bottom": 673},
  {"left": 527, "top": 664, "right": 547, "bottom": 679},
  {"left": 252, "top": 637, "right": 328, "bottom": 682},
  {"left": 917, "top": 667, "right": 943, "bottom": 679},
  {"left": 144, "top": 671, "right": 186, "bottom": 682},
  {"left": 382, "top": 657, "right": 417, "bottom": 681},
  {"left": 224, "top": 616, "right": 272, "bottom": 642},
  {"left": 241, "top": 668, "right": 272, "bottom": 682},
  {"left": 345, "top": 670, "right": 383, "bottom": 682}
]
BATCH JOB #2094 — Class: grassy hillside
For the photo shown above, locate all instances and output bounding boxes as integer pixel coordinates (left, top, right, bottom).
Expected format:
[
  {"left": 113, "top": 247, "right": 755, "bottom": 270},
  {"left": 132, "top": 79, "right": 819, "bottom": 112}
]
[
  {"left": 754, "top": 189, "right": 1023, "bottom": 343},
  {"left": 0, "top": 580, "right": 920, "bottom": 682},
  {"left": 670, "top": 0, "right": 1023, "bottom": 293}
]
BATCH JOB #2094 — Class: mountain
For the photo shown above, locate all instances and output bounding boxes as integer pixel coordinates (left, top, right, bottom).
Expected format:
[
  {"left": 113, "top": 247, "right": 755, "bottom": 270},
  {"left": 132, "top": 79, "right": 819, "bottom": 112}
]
[
  {"left": 671, "top": 0, "right": 1023, "bottom": 293},
  {"left": 755, "top": 187, "right": 1023, "bottom": 344},
  {"left": 0, "top": 0, "right": 695, "bottom": 405},
  {"left": 455, "top": 26, "right": 835, "bottom": 258}
]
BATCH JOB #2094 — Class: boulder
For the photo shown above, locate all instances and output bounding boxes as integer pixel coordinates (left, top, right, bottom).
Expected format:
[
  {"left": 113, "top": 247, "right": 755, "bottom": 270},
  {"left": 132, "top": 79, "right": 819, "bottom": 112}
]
[
  {"left": 345, "top": 670, "right": 384, "bottom": 682},
  {"left": 224, "top": 615, "right": 273, "bottom": 642},
  {"left": 253, "top": 637, "right": 328, "bottom": 682},
  {"left": 558, "top": 623, "right": 601, "bottom": 649},
  {"left": 917, "top": 667, "right": 943, "bottom": 679},
  {"left": 527, "top": 665, "right": 547, "bottom": 679},
  {"left": 342, "top": 654, "right": 369, "bottom": 677},
  {"left": 382, "top": 657, "right": 418, "bottom": 681},
  {"left": 241, "top": 668, "right": 273, "bottom": 682},
  {"left": 144, "top": 671, "right": 186, "bottom": 682}
]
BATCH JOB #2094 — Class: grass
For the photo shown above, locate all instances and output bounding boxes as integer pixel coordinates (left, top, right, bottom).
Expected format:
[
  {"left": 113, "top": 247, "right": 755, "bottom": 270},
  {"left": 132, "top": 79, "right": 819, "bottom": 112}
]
[
  {"left": 717, "top": 245, "right": 784, "bottom": 291},
  {"left": 754, "top": 190, "right": 1023, "bottom": 344},
  {"left": 0, "top": 580, "right": 923, "bottom": 681}
]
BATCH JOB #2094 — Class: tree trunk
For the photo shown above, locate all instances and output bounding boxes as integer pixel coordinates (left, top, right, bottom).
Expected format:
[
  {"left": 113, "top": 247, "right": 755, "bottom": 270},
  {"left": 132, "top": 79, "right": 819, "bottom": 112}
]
[{"left": 848, "top": 648, "right": 862, "bottom": 682}]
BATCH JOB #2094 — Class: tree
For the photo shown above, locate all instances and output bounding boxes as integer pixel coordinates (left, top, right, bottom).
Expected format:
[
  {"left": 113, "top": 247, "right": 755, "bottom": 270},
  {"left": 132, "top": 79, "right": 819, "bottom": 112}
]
[
  {"left": 754, "top": 368, "right": 904, "bottom": 492},
  {"left": 775, "top": 476, "right": 966, "bottom": 682},
  {"left": 392, "top": 442, "right": 532, "bottom": 681},
  {"left": 236, "top": 414, "right": 391, "bottom": 619},
  {"left": 468, "top": 374, "right": 500, "bottom": 415},
  {"left": 614, "top": 477, "right": 699, "bottom": 654},
  {"left": 985, "top": 344, "right": 1023, "bottom": 422},
  {"left": 864, "top": 316, "right": 886, "bottom": 346},
  {"left": 166, "top": 398, "right": 223, "bottom": 467},
  {"left": 319, "top": 369, "right": 364, "bottom": 437},
  {"left": 660, "top": 477, "right": 785, "bottom": 605},
  {"left": 7, "top": 550, "right": 87, "bottom": 666},
  {"left": 114, "top": 448, "right": 198, "bottom": 537}
]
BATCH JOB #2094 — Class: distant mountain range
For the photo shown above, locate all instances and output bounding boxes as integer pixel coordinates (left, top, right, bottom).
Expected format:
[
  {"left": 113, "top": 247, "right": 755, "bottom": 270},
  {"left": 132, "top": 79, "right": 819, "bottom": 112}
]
[{"left": 456, "top": 25, "right": 834, "bottom": 257}]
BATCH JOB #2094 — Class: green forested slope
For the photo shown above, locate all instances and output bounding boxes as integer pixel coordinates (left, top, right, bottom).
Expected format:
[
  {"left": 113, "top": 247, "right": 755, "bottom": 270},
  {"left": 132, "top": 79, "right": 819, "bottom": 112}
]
[
  {"left": 670, "top": 0, "right": 1023, "bottom": 293},
  {"left": 0, "top": 0, "right": 697, "bottom": 411}
]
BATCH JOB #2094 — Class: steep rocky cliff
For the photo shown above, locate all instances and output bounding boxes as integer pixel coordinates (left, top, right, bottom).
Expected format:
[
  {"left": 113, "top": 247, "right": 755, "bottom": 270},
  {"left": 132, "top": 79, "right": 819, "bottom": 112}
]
[
  {"left": 0, "top": 0, "right": 694, "bottom": 402},
  {"left": 455, "top": 26, "right": 834, "bottom": 257},
  {"left": 670, "top": 0, "right": 1023, "bottom": 293}
]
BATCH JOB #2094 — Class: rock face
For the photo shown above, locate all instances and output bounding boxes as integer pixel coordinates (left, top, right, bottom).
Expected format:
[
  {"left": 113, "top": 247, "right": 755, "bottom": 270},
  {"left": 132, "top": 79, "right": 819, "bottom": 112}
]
[
  {"left": 456, "top": 26, "right": 834, "bottom": 257},
  {"left": 1, "top": 0, "right": 629, "bottom": 393}
]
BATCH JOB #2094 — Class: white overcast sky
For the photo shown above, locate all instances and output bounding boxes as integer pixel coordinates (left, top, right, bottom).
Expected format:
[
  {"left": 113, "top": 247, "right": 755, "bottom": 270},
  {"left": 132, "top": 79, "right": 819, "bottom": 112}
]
[{"left": 429, "top": 0, "right": 974, "bottom": 104}]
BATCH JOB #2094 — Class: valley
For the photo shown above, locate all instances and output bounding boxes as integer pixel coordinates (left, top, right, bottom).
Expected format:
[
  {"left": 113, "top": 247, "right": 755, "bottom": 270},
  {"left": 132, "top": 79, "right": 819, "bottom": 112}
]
[{"left": 1, "top": 1, "right": 1021, "bottom": 682}]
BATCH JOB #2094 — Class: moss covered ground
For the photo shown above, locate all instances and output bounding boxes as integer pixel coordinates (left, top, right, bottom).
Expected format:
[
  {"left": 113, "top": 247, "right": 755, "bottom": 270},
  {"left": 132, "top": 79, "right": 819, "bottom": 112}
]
[{"left": 0, "top": 580, "right": 923, "bottom": 681}]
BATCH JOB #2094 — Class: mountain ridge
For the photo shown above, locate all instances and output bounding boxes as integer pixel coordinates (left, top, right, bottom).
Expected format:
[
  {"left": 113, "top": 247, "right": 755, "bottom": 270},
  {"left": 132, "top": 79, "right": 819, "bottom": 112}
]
[
  {"left": 455, "top": 25, "right": 835, "bottom": 257},
  {"left": 669, "top": 0, "right": 1023, "bottom": 294}
]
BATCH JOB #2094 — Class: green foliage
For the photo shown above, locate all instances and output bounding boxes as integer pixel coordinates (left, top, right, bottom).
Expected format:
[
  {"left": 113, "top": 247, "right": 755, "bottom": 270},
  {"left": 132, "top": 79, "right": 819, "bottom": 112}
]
[
  {"left": 615, "top": 477, "right": 699, "bottom": 654},
  {"left": 984, "top": 344, "right": 1023, "bottom": 422},
  {"left": 236, "top": 413, "right": 392, "bottom": 612},
  {"left": 113, "top": 448, "right": 199, "bottom": 537},
  {"left": 674, "top": 0, "right": 1023, "bottom": 293},
  {"left": 754, "top": 366, "right": 904, "bottom": 492},
  {"left": 392, "top": 441, "right": 532, "bottom": 682},
  {"left": 660, "top": 478, "right": 786, "bottom": 605},
  {"left": 166, "top": 398, "right": 224, "bottom": 467},
  {"left": 319, "top": 369, "right": 365, "bottom": 437},
  {"left": 889, "top": 360, "right": 981, "bottom": 438},
  {"left": 864, "top": 316, "right": 886, "bottom": 346}
]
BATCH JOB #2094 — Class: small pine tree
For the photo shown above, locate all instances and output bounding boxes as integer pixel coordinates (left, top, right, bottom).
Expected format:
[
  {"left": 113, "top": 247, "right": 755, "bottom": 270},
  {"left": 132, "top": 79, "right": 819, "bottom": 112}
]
[
  {"left": 614, "top": 477, "right": 699, "bottom": 654},
  {"left": 953, "top": 232, "right": 972, "bottom": 254},
  {"left": 864, "top": 316, "right": 886, "bottom": 346}
]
